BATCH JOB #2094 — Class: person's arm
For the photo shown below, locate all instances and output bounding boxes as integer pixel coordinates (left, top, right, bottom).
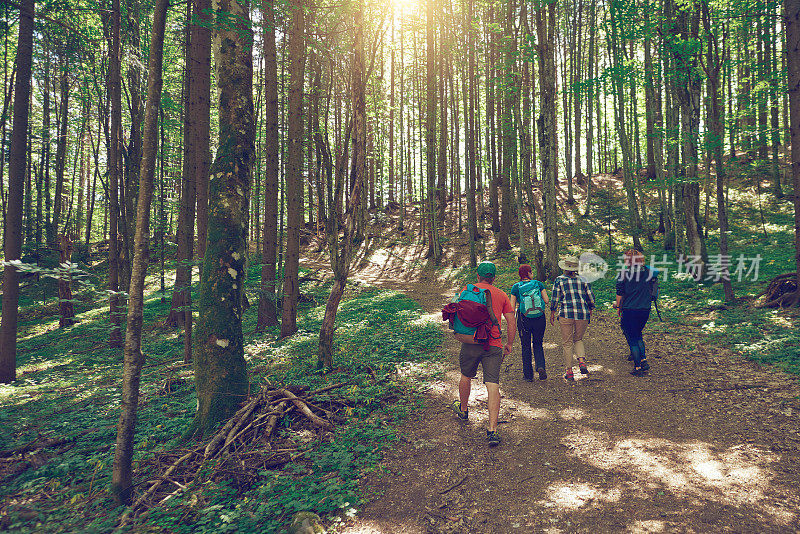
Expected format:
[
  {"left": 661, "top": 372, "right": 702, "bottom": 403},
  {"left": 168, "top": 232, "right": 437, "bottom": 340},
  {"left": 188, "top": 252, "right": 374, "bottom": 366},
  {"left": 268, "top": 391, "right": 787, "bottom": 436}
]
[
  {"left": 585, "top": 282, "right": 596, "bottom": 310},
  {"left": 549, "top": 280, "right": 560, "bottom": 325},
  {"left": 614, "top": 278, "right": 625, "bottom": 316},
  {"left": 503, "top": 311, "right": 516, "bottom": 357}
]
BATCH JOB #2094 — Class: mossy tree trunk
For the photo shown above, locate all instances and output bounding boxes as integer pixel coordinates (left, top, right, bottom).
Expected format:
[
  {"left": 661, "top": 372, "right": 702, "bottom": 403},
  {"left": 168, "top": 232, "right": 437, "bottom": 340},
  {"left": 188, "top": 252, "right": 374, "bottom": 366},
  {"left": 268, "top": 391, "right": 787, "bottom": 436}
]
[
  {"left": 189, "top": 0, "right": 254, "bottom": 439},
  {"left": 111, "top": 0, "right": 168, "bottom": 504}
]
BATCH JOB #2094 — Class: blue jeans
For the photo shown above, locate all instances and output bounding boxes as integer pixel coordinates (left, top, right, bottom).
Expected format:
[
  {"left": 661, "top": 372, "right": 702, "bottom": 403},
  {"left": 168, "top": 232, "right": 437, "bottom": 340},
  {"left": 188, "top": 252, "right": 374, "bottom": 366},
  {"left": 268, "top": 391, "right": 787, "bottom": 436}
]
[
  {"left": 518, "top": 314, "right": 546, "bottom": 379},
  {"left": 620, "top": 308, "right": 650, "bottom": 367}
]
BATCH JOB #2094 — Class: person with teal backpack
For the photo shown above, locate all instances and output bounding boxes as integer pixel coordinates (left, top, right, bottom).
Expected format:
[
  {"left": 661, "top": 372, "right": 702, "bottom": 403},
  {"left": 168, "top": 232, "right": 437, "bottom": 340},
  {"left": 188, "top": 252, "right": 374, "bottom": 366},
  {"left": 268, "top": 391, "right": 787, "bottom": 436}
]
[
  {"left": 509, "top": 264, "right": 551, "bottom": 381},
  {"left": 442, "top": 262, "right": 515, "bottom": 447}
]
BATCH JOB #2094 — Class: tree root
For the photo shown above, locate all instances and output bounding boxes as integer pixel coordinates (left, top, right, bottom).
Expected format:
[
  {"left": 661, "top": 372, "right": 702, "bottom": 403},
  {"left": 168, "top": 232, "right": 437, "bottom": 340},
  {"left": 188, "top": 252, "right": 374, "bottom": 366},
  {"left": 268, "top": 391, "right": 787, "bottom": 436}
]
[{"left": 756, "top": 273, "right": 800, "bottom": 308}]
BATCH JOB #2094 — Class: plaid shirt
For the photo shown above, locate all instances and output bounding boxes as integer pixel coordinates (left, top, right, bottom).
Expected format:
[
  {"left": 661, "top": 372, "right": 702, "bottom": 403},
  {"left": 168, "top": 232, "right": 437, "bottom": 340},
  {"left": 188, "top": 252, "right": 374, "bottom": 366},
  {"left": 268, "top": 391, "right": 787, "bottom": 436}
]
[{"left": 550, "top": 274, "right": 595, "bottom": 320}]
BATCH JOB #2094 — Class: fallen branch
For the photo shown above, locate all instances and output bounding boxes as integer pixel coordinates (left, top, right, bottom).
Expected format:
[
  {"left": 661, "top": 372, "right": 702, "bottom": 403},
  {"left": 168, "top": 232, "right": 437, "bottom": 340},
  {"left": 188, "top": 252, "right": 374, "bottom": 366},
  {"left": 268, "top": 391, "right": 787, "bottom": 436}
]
[
  {"left": 438, "top": 475, "right": 469, "bottom": 495},
  {"left": 0, "top": 427, "right": 108, "bottom": 458},
  {"left": 278, "top": 389, "right": 334, "bottom": 431},
  {"left": 118, "top": 448, "right": 201, "bottom": 527}
]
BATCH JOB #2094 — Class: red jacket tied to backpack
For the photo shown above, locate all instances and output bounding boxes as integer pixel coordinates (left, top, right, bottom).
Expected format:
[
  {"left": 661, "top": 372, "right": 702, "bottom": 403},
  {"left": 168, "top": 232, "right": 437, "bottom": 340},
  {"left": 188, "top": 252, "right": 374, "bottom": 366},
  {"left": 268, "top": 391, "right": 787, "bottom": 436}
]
[{"left": 442, "top": 300, "right": 496, "bottom": 350}]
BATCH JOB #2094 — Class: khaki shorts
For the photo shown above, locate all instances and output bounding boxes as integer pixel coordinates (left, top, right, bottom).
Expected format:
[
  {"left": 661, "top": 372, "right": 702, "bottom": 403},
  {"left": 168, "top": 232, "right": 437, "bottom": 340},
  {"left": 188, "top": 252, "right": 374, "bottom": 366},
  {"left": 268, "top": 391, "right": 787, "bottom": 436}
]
[{"left": 459, "top": 343, "right": 503, "bottom": 384}]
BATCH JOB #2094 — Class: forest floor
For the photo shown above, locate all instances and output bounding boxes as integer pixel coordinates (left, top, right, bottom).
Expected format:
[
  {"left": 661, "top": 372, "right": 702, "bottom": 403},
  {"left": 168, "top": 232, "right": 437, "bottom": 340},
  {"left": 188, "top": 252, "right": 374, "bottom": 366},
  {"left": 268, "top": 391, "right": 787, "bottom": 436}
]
[{"left": 301, "top": 214, "right": 800, "bottom": 533}]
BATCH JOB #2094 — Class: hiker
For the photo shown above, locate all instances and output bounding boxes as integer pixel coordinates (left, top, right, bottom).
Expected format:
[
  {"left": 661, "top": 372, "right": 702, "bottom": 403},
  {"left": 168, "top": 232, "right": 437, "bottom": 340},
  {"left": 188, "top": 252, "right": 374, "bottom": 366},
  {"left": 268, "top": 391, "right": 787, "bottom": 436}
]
[
  {"left": 550, "top": 256, "right": 595, "bottom": 381},
  {"left": 509, "top": 264, "right": 550, "bottom": 381},
  {"left": 613, "top": 249, "right": 659, "bottom": 376},
  {"left": 442, "top": 261, "right": 515, "bottom": 447}
]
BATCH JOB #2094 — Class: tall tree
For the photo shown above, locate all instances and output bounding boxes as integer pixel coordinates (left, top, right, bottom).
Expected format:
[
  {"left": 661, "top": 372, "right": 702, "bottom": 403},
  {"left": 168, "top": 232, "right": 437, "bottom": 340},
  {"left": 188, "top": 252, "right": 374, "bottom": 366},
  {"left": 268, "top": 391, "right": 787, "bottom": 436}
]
[
  {"left": 112, "top": 0, "right": 168, "bottom": 503},
  {"left": 280, "top": 0, "right": 306, "bottom": 337},
  {"left": 0, "top": 0, "right": 34, "bottom": 384},
  {"left": 318, "top": 0, "right": 365, "bottom": 368},
  {"left": 784, "top": 0, "right": 800, "bottom": 307},
  {"left": 425, "top": 0, "right": 441, "bottom": 262},
  {"left": 190, "top": 0, "right": 254, "bottom": 437},
  {"left": 496, "top": 0, "right": 515, "bottom": 253},
  {"left": 535, "top": 0, "right": 559, "bottom": 278},
  {"left": 701, "top": 0, "right": 733, "bottom": 301},
  {"left": 108, "top": 0, "right": 123, "bottom": 348},
  {"left": 256, "top": 0, "right": 280, "bottom": 330}
]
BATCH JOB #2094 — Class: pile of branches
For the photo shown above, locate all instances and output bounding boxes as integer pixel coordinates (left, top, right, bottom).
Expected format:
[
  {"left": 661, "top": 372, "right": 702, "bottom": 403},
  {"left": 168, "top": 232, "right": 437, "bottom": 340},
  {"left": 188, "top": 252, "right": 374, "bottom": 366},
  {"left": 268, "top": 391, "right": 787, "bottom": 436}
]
[
  {"left": 757, "top": 273, "right": 800, "bottom": 308},
  {"left": 119, "top": 381, "right": 349, "bottom": 526}
]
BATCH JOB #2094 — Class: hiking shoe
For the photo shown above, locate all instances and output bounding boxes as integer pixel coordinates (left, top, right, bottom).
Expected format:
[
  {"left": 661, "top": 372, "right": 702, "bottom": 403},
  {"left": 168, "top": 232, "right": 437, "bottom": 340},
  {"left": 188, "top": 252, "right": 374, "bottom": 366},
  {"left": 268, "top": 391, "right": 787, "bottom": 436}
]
[
  {"left": 578, "top": 359, "right": 589, "bottom": 375},
  {"left": 640, "top": 359, "right": 650, "bottom": 372},
  {"left": 450, "top": 400, "right": 468, "bottom": 421},
  {"left": 486, "top": 430, "right": 501, "bottom": 447},
  {"left": 537, "top": 368, "right": 547, "bottom": 380},
  {"left": 627, "top": 354, "right": 634, "bottom": 361},
  {"left": 563, "top": 369, "right": 575, "bottom": 381},
  {"left": 630, "top": 368, "right": 648, "bottom": 376}
]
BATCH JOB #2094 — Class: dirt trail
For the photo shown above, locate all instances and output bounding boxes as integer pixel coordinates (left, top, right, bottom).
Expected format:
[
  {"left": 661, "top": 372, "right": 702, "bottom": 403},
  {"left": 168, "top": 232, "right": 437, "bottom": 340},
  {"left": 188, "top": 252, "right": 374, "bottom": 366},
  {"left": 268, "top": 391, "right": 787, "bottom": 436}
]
[{"left": 305, "top": 245, "right": 800, "bottom": 534}]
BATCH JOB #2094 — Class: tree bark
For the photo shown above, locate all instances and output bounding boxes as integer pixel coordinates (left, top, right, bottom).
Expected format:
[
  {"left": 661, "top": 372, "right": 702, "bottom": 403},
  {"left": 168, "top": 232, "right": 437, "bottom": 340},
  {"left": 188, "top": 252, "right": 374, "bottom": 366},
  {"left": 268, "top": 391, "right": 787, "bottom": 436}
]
[
  {"left": 318, "top": 0, "right": 365, "bottom": 368},
  {"left": 535, "top": 0, "right": 559, "bottom": 279},
  {"left": 785, "top": 0, "right": 800, "bottom": 305},
  {"left": 189, "top": 0, "right": 253, "bottom": 438},
  {"left": 0, "top": 0, "right": 34, "bottom": 384},
  {"left": 280, "top": 0, "right": 306, "bottom": 338},
  {"left": 257, "top": 0, "right": 280, "bottom": 330},
  {"left": 111, "top": 0, "right": 168, "bottom": 503},
  {"left": 108, "top": 0, "right": 123, "bottom": 348}
]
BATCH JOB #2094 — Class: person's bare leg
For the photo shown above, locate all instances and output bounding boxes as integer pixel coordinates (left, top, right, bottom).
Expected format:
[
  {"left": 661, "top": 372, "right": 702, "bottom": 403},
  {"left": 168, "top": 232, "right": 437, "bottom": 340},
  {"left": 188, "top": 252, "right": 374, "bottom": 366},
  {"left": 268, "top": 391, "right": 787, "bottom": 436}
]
[
  {"left": 486, "top": 382, "right": 500, "bottom": 431},
  {"left": 459, "top": 374, "right": 472, "bottom": 412}
]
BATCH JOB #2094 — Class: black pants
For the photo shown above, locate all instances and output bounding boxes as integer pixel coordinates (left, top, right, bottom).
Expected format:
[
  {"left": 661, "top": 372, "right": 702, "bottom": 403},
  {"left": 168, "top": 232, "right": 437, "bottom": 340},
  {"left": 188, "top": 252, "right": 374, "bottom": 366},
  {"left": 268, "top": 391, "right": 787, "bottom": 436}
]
[
  {"left": 620, "top": 308, "right": 650, "bottom": 367},
  {"left": 518, "top": 314, "right": 546, "bottom": 380}
]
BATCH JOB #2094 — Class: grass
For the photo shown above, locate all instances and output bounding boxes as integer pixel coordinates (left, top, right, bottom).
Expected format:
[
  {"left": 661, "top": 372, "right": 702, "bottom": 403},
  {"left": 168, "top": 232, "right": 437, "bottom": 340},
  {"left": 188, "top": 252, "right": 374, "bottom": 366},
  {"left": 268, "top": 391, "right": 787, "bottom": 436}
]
[{"left": 0, "top": 261, "right": 443, "bottom": 533}]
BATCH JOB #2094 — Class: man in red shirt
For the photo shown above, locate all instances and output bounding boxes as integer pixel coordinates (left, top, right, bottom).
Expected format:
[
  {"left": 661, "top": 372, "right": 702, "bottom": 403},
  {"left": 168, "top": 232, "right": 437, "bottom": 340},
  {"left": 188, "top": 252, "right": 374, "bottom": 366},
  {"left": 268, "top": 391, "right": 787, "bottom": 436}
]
[{"left": 449, "top": 262, "right": 515, "bottom": 446}]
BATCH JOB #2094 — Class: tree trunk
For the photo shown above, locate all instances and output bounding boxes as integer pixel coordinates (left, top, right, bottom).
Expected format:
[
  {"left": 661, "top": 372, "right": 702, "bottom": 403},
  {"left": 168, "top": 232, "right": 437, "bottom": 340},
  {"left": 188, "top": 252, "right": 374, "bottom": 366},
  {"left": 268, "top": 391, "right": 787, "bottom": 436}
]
[
  {"left": 318, "top": 0, "right": 365, "bottom": 368},
  {"left": 166, "top": 0, "right": 199, "bottom": 330},
  {"left": 257, "top": 0, "right": 280, "bottom": 330},
  {"left": 425, "top": 0, "right": 441, "bottom": 263},
  {"left": 536, "top": 1, "right": 559, "bottom": 279},
  {"left": 497, "top": 0, "right": 515, "bottom": 253},
  {"left": 280, "top": 0, "right": 306, "bottom": 338},
  {"left": 0, "top": 0, "right": 34, "bottom": 384},
  {"left": 785, "top": 0, "right": 800, "bottom": 305},
  {"left": 108, "top": 0, "right": 123, "bottom": 348},
  {"left": 189, "top": 0, "right": 254, "bottom": 438},
  {"left": 702, "top": 2, "right": 734, "bottom": 301},
  {"left": 111, "top": 0, "right": 168, "bottom": 502}
]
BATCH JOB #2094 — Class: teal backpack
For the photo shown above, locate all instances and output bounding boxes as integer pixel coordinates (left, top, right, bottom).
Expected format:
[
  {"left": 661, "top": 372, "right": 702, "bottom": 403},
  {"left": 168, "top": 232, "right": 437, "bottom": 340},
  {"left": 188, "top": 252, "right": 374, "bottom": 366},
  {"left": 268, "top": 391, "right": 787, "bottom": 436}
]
[
  {"left": 451, "top": 284, "right": 496, "bottom": 336},
  {"left": 518, "top": 280, "right": 545, "bottom": 318}
]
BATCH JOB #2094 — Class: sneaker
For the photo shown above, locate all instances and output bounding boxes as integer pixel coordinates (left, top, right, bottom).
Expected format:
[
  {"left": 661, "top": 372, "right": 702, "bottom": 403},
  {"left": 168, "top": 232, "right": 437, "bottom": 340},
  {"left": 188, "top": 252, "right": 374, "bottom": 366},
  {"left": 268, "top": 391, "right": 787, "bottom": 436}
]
[
  {"left": 627, "top": 354, "right": 634, "bottom": 361},
  {"left": 640, "top": 359, "right": 650, "bottom": 372},
  {"left": 486, "top": 430, "right": 501, "bottom": 447},
  {"left": 578, "top": 359, "right": 589, "bottom": 375},
  {"left": 537, "top": 368, "right": 547, "bottom": 380},
  {"left": 450, "top": 400, "right": 468, "bottom": 421},
  {"left": 563, "top": 369, "right": 575, "bottom": 381}
]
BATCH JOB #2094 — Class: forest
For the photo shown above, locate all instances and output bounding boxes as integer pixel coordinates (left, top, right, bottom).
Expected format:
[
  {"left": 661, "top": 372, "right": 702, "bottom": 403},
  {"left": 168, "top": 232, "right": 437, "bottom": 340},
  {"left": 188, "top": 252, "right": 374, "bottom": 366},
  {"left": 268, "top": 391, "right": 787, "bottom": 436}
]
[{"left": 0, "top": 0, "right": 799, "bottom": 530}]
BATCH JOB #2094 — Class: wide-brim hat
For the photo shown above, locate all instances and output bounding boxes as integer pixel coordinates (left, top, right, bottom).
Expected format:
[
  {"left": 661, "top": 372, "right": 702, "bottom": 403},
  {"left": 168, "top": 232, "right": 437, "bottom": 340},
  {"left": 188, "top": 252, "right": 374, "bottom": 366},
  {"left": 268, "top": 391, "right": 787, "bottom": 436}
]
[{"left": 558, "top": 255, "right": 580, "bottom": 271}]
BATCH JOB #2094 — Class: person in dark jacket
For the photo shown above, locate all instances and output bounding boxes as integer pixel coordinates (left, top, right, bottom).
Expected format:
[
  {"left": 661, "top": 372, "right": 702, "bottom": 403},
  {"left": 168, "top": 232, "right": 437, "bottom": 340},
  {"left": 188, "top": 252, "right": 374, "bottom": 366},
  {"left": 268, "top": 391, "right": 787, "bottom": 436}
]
[{"left": 613, "top": 249, "right": 658, "bottom": 376}]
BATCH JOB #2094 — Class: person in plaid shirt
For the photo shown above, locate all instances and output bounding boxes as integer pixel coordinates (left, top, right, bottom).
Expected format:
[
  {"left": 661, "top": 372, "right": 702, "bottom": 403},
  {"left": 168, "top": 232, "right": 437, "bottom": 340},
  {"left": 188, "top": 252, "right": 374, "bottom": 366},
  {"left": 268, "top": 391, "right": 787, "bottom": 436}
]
[{"left": 549, "top": 256, "right": 596, "bottom": 381}]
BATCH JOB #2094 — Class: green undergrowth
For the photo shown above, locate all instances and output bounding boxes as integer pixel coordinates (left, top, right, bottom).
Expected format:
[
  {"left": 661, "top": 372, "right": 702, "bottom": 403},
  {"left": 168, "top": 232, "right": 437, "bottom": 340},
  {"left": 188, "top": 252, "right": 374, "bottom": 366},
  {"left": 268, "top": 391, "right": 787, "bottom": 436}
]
[{"left": 0, "top": 262, "right": 443, "bottom": 533}]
